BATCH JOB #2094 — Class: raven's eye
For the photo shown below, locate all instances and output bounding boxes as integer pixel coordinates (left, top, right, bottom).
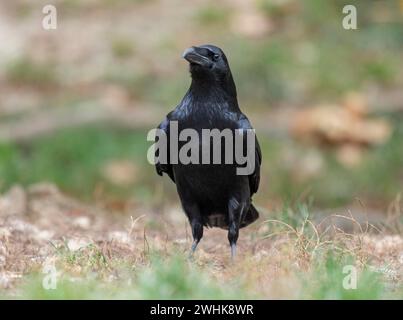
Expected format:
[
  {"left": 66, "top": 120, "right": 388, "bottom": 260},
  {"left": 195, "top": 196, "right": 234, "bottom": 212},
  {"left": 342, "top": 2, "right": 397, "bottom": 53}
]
[{"left": 213, "top": 54, "right": 220, "bottom": 61}]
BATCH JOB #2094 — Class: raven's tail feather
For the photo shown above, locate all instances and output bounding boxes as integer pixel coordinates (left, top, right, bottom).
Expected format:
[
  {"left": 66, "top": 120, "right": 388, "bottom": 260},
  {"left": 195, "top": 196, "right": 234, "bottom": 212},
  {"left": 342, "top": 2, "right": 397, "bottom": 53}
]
[
  {"left": 240, "top": 204, "right": 259, "bottom": 228},
  {"left": 204, "top": 204, "right": 260, "bottom": 229}
]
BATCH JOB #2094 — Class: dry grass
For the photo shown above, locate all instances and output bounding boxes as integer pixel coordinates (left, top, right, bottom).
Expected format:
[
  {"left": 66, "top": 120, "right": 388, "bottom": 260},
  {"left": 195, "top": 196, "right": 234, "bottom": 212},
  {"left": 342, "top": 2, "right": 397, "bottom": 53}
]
[{"left": 0, "top": 183, "right": 402, "bottom": 299}]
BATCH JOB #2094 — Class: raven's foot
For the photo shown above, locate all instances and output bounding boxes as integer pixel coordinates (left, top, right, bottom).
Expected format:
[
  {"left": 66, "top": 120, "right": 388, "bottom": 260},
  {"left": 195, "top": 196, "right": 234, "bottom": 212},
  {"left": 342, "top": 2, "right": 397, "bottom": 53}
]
[
  {"left": 191, "top": 240, "right": 199, "bottom": 252},
  {"left": 188, "top": 240, "right": 199, "bottom": 259},
  {"left": 230, "top": 243, "right": 237, "bottom": 261}
]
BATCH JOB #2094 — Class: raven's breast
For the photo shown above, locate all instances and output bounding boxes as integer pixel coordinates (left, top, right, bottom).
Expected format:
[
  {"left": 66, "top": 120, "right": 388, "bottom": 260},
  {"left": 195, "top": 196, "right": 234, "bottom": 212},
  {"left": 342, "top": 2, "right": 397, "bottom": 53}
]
[{"left": 171, "top": 109, "right": 249, "bottom": 217}]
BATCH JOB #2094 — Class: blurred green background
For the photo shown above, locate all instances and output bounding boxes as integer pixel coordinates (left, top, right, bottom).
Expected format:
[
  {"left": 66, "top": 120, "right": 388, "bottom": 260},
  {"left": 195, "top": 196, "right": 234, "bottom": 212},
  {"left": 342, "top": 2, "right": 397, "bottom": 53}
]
[{"left": 0, "top": 0, "right": 402, "bottom": 214}]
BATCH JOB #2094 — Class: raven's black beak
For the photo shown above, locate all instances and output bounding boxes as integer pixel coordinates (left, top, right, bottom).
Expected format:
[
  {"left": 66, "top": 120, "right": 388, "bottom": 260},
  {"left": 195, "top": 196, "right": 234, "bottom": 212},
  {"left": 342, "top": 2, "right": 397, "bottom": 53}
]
[{"left": 183, "top": 46, "right": 212, "bottom": 68}]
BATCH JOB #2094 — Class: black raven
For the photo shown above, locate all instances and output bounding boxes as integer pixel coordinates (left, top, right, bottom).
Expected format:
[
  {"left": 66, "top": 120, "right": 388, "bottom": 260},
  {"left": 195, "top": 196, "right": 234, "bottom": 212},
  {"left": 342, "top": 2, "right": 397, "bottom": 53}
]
[{"left": 155, "top": 45, "right": 261, "bottom": 258}]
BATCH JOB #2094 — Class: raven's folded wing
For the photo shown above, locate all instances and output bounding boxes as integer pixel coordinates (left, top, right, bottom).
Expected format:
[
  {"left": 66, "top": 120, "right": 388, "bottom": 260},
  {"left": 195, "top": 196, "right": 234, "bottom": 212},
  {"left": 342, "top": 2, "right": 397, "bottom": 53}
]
[
  {"left": 155, "top": 116, "right": 175, "bottom": 183},
  {"left": 237, "top": 115, "right": 262, "bottom": 196}
]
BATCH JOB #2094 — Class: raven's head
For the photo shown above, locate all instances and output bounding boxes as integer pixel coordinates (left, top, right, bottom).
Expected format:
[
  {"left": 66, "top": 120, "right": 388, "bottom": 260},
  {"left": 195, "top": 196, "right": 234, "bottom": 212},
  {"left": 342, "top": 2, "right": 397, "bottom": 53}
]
[
  {"left": 183, "top": 44, "right": 236, "bottom": 96},
  {"left": 183, "top": 45, "right": 229, "bottom": 72}
]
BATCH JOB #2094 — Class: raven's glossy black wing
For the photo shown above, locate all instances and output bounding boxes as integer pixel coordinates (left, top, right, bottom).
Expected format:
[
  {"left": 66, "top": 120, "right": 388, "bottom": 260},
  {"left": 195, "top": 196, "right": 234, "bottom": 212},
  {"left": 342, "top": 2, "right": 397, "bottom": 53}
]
[
  {"left": 237, "top": 114, "right": 261, "bottom": 196},
  {"left": 250, "top": 138, "right": 262, "bottom": 195},
  {"left": 155, "top": 116, "right": 175, "bottom": 183}
]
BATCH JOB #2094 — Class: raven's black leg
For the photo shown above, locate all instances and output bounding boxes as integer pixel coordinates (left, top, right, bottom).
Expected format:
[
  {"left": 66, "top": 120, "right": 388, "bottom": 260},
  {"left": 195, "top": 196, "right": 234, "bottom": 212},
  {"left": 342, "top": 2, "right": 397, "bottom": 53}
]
[
  {"left": 227, "top": 198, "right": 246, "bottom": 261},
  {"left": 182, "top": 202, "right": 203, "bottom": 256}
]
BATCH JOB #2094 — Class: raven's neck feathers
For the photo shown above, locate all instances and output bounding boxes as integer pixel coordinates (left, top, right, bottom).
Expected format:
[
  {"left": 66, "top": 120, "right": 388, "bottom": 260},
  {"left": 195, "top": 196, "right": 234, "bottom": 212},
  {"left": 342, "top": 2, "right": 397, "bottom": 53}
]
[{"left": 185, "top": 70, "right": 240, "bottom": 112}]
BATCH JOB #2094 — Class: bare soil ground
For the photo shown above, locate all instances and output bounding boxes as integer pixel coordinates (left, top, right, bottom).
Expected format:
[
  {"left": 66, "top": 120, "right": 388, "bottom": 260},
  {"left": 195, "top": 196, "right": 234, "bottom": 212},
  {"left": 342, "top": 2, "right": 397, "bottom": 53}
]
[{"left": 1, "top": 183, "right": 402, "bottom": 299}]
